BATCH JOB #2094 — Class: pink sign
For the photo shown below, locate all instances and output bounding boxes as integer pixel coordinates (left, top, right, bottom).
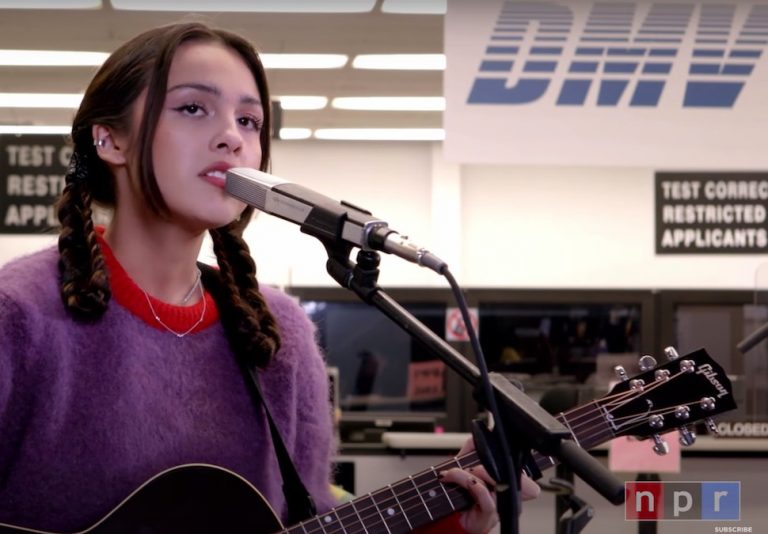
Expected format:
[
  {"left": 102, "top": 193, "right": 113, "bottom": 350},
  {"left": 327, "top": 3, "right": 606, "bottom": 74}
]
[
  {"left": 407, "top": 360, "right": 445, "bottom": 402},
  {"left": 445, "top": 307, "right": 479, "bottom": 342},
  {"left": 608, "top": 434, "right": 681, "bottom": 473}
]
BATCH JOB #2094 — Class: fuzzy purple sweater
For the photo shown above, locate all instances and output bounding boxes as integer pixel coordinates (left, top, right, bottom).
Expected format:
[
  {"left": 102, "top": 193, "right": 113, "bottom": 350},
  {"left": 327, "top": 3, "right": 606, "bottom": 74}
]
[{"left": 0, "top": 245, "right": 336, "bottom": 531}]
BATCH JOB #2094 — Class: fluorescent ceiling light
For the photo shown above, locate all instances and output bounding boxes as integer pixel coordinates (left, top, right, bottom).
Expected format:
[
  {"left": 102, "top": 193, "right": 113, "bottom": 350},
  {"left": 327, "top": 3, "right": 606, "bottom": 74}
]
[
  {"left": 332, "top": 96, "right": 445, "bottom": 111},
  {"left": 381, "top": 0, "right": 446, "bottom": 14},
  {"left": 0, "top": 125, "right": 71, "bottom": 134},
  {"left": 278, "top": 128, "right": 312, "bottom": 140},
  {"left": 111, "top": 0, "right": 375, "bottom": 12},
  {"left": 277, "top": 96, "right": 328, "bottom": 110},
  {"left": 314, "top": 128, "right": 444, "bottom": 141},
  {"left": 0, "top": 0, "right": 99, "bottom": 7},
  {"left": 261, "top": 54, "right": 348, "bottom": 69},
  {"left": 0, "top": 50, "right": 108, "bottom": 67},
  {"left": 0, "top": 93, "right": 83, "bottom": 108},
  {"left": 352, "top": 54, "right": 445, "bottom": 70}
]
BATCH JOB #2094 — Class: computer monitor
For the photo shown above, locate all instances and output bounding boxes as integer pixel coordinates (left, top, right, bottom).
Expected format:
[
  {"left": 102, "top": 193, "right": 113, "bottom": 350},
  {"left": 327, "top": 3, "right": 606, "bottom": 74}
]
[{"left": 291, "top": 288, "right": 454, "bottom": 442}]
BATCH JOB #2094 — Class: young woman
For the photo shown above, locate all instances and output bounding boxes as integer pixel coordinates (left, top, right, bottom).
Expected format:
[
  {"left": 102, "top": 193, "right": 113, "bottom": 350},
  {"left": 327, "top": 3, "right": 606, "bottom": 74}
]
[{"left": 0, "top": 22, "right": 537, "bottom": 533}]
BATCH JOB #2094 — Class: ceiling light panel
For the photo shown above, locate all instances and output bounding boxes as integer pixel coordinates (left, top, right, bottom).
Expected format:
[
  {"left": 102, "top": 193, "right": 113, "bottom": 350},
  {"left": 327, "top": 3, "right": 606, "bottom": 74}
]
[
  {"left": 261, "top": 54, "right": 347, "bottom": 69},
  {"left": 277, "top": 96, "right": 328, "bottom": 110},
  {"left": 0, "top": 125, "right": 71, "bottom": 134},
  {"left": 332, "top": 97, "right": 445, "bottom": 111},
  {"left": 381, "top": 0, "right": 446, "bottom": 15},
  {"left": 0, "top": 93, "right": 83, "bottom": 108},
  {"left": 111, "top": 0, "right": 375, "bottom": 12},
  {"left": 278, "top": 128, "right": 313, "bottom": 140},
  {"left": 314, "top": 128, "right": 444, "bottom": 141},
  {"left": 0, "top": 50, "right": 108, "bottom": 67},
  {"left": 352, "top": 54, "right": 445, "bottom": 70},
  {"left": 0, "top": 0, "right": 99, "bottom": 7}
]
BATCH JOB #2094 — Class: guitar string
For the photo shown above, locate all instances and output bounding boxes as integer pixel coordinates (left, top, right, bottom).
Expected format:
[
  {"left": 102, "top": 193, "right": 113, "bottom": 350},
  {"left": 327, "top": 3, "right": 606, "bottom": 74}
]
[
  {"left": 290, "top": 369, "right": 713, "bottom": 534},
  {"left": 565, "top": 371, "right": 704, "bottom": 438},
  {"left": 293, "top": 375, "right": 691, "bottom": 533},
  {"left": 529, "top": 372, "right": 708, "bottom": 467},
  {"left": 521, "top": 375, "right": 696, "bottom": 469},
  {"left": 293, "top": 390, "right": 670, "bottom": 534},
  {"left": 292, "top": 417, "right": 680, "bottom": 534},
  {"left": 541, "top": 369, "right": 695, "bottom": 438},
  {"left": 290, "top": 457, "right": 480, "bottom": 534},
  {"left": 506, "top": 376, "right": 666, "bottom": 462},
  {"left": 304, "top": 480, "right": 476, "bottom": 534}
]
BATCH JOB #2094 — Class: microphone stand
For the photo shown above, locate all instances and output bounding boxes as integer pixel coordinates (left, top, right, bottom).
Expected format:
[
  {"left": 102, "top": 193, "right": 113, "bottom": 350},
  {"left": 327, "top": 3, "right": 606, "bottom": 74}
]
[
  {"left": 317, "top": 238, "right": 625, "bottom": 534},
  {"left": 737, "top": 319, "right": 768, "bottom": 354}
]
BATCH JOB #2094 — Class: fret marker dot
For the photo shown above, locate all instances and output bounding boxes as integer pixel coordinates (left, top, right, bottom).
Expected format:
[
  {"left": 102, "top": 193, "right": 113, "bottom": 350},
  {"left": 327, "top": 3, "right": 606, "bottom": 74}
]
[
  {"left": 324, "top": 516, "right": 332, "bottom": 523},
  {"left": 387, "top": 508, "right": 395, "bottom": 516},
  {"left": 429, "top": 490, "right": 437, "bottom": 498}
]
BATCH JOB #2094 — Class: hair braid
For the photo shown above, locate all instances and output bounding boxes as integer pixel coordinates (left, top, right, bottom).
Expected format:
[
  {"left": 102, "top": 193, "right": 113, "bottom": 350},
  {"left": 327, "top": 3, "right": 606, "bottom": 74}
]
[
  {"left": 57, "top": 150, "right": 110, "bottom": 320},
  {"left": 209, "top": 222, "right": 281, "bottom": 368}
]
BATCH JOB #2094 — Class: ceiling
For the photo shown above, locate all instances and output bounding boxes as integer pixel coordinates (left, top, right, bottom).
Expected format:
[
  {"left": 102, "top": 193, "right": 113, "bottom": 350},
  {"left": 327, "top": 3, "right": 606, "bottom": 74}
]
[{"left": 0, "top": 1, "right": 445, "bottom": 138}]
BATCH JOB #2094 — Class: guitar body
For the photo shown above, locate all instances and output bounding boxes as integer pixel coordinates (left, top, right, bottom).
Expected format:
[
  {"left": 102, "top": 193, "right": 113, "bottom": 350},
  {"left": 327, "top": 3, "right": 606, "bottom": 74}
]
[{"left": 0, "top": 465, "right": 283, "bottom": 534}]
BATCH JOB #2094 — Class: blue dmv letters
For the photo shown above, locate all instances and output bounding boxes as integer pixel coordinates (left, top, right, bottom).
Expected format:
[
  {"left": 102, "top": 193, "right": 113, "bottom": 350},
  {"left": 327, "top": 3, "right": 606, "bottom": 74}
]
[{"left": 467, "top": 2, "right": 767, "bottom": 108}]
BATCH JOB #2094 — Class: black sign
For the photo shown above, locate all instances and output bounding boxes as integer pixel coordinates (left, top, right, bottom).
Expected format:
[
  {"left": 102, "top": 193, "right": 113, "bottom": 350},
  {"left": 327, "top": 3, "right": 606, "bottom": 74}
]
[
  {"left": 656, "top": 172, "right": 768, "bottom": 254},
  {"left": 0, "top": 134, "right": 71, "bottom": 234}
]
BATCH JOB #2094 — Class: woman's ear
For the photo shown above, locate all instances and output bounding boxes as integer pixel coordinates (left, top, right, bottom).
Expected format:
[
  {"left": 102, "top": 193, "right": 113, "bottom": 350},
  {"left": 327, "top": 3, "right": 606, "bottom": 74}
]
[{"left": 92, "top": 124, "right": 127, "bottom": 166}]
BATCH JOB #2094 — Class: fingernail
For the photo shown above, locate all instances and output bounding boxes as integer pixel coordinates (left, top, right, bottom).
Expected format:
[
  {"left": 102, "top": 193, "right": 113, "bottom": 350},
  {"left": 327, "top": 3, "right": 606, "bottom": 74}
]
[{"left": 438, "top": 472, "right": 445, "bottom": 480}]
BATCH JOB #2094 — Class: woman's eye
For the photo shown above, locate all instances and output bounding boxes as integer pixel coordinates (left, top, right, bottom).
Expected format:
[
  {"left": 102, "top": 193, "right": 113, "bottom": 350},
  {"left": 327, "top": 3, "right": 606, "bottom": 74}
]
[
  {"left": 239, "top": 116, "right": 262, "bottom": 130},
  {"left": 175, "top": 103, "right": 205, "bottom": 116}
]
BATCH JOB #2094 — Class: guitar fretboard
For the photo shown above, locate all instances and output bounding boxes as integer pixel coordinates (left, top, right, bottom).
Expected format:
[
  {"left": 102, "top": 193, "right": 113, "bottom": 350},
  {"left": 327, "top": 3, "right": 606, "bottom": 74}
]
[
  {"left": 284, "top": 400, "right": 613, "bottom": 534},
  {"left": 284, "top": 454, "right": 476, "bottom": 534}
]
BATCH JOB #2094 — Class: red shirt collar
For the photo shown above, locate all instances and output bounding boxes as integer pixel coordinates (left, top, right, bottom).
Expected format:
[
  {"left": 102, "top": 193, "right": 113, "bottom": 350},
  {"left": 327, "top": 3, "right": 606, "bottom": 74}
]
[{"left": 95, "top": 226, "right": 219, "bottom": 334}]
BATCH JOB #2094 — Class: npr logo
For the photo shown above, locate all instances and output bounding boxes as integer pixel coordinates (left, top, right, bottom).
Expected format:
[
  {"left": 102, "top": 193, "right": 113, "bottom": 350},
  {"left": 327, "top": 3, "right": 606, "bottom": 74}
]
[{"left": 625, "top": 481, "right": 740, "bottom": 521}]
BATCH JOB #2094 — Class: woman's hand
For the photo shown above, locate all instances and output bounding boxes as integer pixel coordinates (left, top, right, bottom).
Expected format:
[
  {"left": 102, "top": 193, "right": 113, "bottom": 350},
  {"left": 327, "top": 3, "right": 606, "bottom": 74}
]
[{"left": 439, "top": 438, "right": 541, "bottom": 534}]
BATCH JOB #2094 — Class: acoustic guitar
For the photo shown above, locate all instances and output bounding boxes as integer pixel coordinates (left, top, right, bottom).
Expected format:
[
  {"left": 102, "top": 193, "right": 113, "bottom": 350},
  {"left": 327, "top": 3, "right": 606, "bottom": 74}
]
[{"left": 0, "top": 348, "right": 736, "bottom": 534}]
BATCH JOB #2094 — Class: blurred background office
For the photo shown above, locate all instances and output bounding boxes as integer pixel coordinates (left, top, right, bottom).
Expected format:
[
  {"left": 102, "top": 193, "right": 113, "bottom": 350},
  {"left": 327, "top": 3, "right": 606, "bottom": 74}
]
[{"left": 1, "top": 1, "right": 768, "bottom": 532}]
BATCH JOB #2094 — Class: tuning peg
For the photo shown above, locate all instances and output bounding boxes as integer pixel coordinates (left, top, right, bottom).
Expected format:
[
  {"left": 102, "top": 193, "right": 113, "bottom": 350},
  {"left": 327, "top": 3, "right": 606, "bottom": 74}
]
[
  {"left": 630, "top": 378, "right": 645, "bottom": 391},
  {"left": 649, "top": 414, "right": 665, "bottom": 429},
  {"left": 664, "top": 346, "right": 680, "bottom": 360},
  {"left": 638, "top": 355, "right": 657, "bottom": 371},
  {"left": 700, "top": 397, "right": 716, "bottom": 411},
  {"left": 704, "top": 417, "right": 719, "bottom": 435},
  {"left": 654, "top": 369, "right": 671, "bottom": 381},
  {"left": 674, "top": 405, "right": 691, "bottom": 420},
  {"left": 680, "top": 359, "right": 695, "bottom": 373},
  {"left": 678, "top": 426, "right": 696, "bottom": 446},
  {"left": 651, "top": 434, "right": 669, "bottom": 455},
  {"left": 614, "top": 365, "right": 629, "bottom": 381}
]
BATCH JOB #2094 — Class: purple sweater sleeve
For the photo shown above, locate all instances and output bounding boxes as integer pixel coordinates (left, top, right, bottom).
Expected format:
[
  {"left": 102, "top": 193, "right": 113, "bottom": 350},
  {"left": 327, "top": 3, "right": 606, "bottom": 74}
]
[
  {"left": 0, "top": 290, "right": 35, "bottom": 484},
  {"left": 0, "top": 250, "right": 339, "bottom": 528}
]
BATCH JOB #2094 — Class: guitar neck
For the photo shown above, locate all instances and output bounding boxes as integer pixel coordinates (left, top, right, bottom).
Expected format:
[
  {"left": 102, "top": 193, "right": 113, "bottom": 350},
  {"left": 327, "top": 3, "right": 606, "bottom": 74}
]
[
  {"left": 284, "top": 453, "right": 478, "bottom": 534},
  {"left": 285, "top": 402, "right": 610, "bottom": 534},
  {"left": 531, "top": 400, "right": 613, "bottom": 473}
]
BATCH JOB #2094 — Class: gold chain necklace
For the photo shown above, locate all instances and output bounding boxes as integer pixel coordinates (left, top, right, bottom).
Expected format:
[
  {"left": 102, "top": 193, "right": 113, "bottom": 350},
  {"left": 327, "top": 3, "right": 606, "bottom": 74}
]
[{"left": 141, "top": 270, "right": 206, "bottom": 338}]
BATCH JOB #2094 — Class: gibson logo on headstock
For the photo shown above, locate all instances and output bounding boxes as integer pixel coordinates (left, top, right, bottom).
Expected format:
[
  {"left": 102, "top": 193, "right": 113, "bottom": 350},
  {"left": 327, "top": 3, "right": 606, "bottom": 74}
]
[{"left": 696, "top": 363, "right": 730, "bottom": 399}]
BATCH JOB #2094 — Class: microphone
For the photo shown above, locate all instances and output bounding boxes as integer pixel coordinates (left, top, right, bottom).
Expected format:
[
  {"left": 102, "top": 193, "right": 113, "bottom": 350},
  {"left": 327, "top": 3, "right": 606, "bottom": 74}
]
[{"left": 225, "top": 167, "right": 447, "bottom": 273}]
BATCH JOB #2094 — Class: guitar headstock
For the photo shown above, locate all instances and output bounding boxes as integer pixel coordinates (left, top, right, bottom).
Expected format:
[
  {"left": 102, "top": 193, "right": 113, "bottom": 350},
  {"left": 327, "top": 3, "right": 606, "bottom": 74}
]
[{"left": 597, "top": 347, "right": 737, "bottom": 453}]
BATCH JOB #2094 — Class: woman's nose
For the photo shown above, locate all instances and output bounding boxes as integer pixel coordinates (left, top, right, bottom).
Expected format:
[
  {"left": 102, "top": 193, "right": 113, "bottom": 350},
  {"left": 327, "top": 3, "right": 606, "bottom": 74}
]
[{"left": 211, "top": 119, "right": 243, "bottom": 153}]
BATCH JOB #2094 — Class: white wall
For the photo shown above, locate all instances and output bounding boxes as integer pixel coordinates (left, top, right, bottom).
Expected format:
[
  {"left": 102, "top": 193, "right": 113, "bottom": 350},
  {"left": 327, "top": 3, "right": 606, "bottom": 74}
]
[
  {"left": 2, "top": 140, "right": 766, "bottom": 290},
  {"left": 461, "top": 164, "right": 768, "bottom": 289},
  {"left": 233, "top": 140, "right": 440, "bottom": 289}
]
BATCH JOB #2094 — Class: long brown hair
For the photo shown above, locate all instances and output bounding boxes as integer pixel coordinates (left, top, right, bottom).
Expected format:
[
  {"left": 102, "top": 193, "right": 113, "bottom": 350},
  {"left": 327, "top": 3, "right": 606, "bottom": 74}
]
[{"left": 57, "top": 22, "right": 280, "bottom": 367}]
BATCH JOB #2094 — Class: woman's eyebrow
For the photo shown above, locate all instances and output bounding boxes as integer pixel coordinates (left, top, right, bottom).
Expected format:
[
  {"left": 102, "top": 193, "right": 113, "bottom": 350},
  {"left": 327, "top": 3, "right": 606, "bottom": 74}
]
[{"left": 167, "top": 82, "right": 261, "bottom": 105}]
